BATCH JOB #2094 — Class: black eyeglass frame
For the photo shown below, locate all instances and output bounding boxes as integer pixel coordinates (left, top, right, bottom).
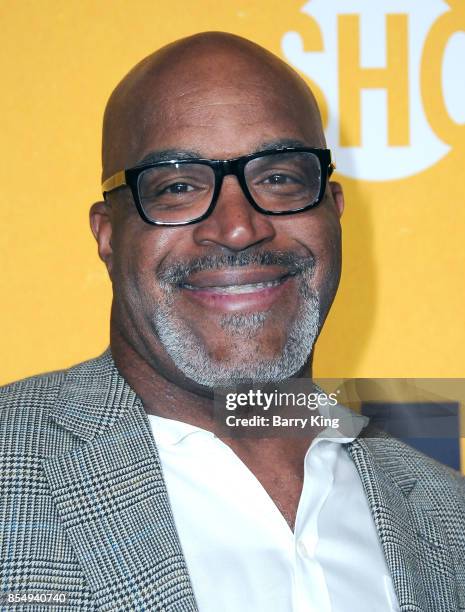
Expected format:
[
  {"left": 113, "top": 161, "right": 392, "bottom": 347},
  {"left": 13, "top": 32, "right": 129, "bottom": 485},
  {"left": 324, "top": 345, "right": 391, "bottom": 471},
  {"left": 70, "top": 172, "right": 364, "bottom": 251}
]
[{"left": 101, "top": 147, "right": 335, "bottom": 227}]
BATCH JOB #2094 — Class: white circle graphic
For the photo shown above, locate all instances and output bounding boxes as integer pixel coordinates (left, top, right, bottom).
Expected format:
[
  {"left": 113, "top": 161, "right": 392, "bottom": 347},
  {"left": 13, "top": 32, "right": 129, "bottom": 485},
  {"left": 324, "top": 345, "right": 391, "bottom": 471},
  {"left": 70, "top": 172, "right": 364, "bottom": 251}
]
[{"left": 282, "top": 0, "right": 462, "bottom": 181}]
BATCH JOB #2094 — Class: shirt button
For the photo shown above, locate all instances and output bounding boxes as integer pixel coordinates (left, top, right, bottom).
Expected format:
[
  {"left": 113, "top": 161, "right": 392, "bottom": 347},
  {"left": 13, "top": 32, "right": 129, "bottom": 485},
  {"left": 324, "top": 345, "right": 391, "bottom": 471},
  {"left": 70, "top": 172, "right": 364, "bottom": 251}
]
[{"left": 297, "top": 539, "right": 309, "bottom": 558}]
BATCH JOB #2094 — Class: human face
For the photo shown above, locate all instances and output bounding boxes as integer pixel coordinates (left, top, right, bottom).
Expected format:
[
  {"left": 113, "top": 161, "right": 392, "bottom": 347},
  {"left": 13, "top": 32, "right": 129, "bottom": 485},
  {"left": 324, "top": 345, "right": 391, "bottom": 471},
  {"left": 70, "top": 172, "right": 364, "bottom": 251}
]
[{"left": 95, "top": 73, "right": 343, "bottom": 390}]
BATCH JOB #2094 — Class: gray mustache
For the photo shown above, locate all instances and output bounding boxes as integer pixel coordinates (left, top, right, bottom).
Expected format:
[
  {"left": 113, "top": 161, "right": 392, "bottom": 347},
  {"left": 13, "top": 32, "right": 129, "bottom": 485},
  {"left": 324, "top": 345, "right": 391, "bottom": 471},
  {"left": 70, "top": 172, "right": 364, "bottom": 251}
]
[{"left": 157, "top": 251, "right": 316, "bottom": 286}]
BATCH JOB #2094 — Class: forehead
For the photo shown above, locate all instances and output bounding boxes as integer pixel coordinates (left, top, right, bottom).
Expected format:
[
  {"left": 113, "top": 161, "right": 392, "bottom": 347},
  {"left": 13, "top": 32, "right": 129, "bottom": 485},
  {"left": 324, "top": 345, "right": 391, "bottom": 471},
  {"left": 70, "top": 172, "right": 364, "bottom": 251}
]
[{"left": 132, "top": 78, "right": 323, "bottom": 163}]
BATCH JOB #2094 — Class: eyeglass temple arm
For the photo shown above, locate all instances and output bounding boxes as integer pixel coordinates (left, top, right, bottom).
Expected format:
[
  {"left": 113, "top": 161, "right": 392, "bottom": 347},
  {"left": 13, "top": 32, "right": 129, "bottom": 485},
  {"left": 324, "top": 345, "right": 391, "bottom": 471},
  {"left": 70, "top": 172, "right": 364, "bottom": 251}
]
[{"left": 102, "top": 170, "right": 127, "bottom": 195}]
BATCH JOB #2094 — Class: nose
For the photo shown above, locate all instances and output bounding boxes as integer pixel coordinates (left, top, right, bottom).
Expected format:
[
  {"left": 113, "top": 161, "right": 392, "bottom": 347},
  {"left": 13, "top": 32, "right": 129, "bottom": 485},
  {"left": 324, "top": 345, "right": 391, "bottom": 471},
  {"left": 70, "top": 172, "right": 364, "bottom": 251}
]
[{"left": 192, "top": 175, "right": 276, "bottom": 251}]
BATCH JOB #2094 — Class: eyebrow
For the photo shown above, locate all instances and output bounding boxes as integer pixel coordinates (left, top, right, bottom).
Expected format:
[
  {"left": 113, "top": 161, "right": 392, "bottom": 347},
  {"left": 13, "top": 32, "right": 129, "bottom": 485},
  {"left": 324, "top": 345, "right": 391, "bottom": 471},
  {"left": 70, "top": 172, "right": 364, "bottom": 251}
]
[
  {"left": 137, "top": 149, "right": 202, "bottom": 165},
  {"left": 256, "top": 138, "right": 311, "bottom": 151},
  {"left": 135, "top": 138, "right": 317, "bottom": 166}
]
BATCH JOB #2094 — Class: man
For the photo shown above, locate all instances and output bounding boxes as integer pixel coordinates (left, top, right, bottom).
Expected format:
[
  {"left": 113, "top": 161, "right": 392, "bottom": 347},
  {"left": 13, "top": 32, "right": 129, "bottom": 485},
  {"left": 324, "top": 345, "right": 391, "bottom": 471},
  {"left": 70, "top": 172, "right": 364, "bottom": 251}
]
[{"left": 1, "top": 32, "right": 464, "bottom": 612}]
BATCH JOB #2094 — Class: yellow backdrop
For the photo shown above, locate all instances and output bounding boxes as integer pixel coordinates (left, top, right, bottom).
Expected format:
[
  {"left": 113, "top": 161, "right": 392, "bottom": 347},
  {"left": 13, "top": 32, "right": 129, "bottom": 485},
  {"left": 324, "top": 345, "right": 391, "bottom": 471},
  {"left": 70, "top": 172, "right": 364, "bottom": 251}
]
[{"left": 1, "top": 0, "right": 464, "bottom": 389}]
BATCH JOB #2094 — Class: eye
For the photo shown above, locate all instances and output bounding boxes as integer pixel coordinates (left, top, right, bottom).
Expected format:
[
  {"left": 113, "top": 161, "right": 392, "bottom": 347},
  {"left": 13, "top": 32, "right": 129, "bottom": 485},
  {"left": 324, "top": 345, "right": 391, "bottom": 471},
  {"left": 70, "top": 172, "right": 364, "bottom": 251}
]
[
  {"left": 159, "top": 182, "right": 195, "bottom": 195},
  {"left": 262, "top": 173, "right": 299, "bottom": 185},
  {"left": 256, "top": 171, "right": 305, "bottom": 189}
]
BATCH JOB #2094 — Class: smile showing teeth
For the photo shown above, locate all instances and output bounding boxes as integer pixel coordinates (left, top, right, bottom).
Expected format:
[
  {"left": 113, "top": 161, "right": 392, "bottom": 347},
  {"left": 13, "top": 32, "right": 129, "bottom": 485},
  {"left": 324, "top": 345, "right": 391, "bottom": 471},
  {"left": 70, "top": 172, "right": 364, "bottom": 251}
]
[{"left": 183, "top": 278, "right": 284, "bottom": 294}]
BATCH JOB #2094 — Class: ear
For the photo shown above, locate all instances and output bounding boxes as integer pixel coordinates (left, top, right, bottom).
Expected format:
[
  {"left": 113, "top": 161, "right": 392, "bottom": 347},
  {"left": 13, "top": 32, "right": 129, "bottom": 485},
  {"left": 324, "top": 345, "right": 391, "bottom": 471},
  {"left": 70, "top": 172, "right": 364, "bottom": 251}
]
[
  {"left": 329, "top": 181, "right": 344, "bottom": 217},
  {"left": 89, "top": 200, "right": 114, "bottom": 278}
]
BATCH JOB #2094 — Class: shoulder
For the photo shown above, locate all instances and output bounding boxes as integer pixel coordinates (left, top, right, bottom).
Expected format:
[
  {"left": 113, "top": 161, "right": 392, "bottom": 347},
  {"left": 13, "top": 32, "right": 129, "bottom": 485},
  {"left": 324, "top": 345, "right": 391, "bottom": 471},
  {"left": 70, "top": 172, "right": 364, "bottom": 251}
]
[
  {"left": 0, "top": 367, "right": 66, "bottom": 430},
  {"left": 0, "top": 350, "right": 111, "bottom": 410},
  {"left": 0, "top": 367, "right": 66, "bottom": 405},
  {"left": 0, "top": 353, "right": 107, "bottom": 455}
]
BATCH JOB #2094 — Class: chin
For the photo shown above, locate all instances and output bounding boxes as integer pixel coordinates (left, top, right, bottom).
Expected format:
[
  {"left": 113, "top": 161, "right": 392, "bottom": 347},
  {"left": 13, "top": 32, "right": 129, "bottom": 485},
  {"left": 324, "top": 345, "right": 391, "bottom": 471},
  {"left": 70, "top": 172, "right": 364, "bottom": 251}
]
[{"left": 153, "top": 286, "right": 321, "bottom": 389}]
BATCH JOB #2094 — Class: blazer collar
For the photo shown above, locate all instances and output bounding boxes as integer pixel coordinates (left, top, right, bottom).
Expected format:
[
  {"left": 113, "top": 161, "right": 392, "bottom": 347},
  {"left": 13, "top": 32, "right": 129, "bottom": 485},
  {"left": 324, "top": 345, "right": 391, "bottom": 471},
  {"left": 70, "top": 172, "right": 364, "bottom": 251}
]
[
  {"left": 47, "top": 347, "right": 142, "bottom": 441},
  {"left": 347, "top": 430, "right": 458, "bottom": 612},
  {"left": 354, "top": 425, "right": 418, "bottom": 497},
  {"left": 44, "top": 348, "right": 198, "bottom": 611}
]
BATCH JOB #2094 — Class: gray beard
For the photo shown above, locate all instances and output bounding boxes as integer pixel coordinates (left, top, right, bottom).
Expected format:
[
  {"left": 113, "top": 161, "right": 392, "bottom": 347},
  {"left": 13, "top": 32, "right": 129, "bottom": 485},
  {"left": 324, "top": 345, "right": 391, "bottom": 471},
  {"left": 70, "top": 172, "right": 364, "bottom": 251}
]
[{"left": 151, "top": 269, "right": 320, "bottom": 388}]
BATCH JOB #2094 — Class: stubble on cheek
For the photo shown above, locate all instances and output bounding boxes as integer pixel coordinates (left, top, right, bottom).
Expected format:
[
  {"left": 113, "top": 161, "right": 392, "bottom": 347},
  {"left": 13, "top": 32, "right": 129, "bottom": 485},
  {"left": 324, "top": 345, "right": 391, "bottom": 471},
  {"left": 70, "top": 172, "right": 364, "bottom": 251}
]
[
  {"left": 111, "top": 248, "right": 164, "bottom": 349},
  {"left": 303, "top": 211, "right": 341, "bottom": 324}
]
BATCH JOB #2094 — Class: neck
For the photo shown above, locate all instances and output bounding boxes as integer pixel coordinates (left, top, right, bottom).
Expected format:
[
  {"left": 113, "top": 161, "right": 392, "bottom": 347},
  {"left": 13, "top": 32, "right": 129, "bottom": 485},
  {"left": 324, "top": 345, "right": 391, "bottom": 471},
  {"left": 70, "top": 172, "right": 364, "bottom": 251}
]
[{"left": 110, "top": 325, "right": 216, "bottom": 431}]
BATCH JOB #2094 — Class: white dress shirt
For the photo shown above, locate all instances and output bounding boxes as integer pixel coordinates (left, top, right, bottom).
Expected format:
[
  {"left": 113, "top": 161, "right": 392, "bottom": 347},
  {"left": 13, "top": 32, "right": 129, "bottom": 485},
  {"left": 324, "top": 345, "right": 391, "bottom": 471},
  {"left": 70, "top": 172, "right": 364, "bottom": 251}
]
[{"left": 148, "top": 407, "right": 400, "bottom": 612}]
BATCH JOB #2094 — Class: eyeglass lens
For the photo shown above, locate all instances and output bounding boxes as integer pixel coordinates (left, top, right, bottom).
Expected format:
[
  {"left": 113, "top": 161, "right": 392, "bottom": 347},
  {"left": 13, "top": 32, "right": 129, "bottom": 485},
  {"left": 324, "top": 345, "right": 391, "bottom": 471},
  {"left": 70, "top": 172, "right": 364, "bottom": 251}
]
[{"left": 137, "top": 151, "right": 323, "bottom": 223}]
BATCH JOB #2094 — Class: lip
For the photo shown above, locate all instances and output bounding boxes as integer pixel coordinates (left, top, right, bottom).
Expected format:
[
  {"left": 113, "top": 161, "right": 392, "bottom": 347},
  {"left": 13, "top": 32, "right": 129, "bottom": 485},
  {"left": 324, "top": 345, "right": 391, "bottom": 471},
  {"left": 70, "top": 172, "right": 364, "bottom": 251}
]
[
  {"left": 182, "top": 266, "right": 292, "bottom": 288},
  {"left": 179, "top": 267, "right": 296, "bottom": 312}
]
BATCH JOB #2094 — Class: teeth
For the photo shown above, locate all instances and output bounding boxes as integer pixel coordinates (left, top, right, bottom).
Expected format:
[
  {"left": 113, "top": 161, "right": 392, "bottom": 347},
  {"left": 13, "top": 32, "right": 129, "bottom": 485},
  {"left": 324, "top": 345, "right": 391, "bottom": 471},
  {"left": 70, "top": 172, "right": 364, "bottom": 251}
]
[{"left": 184, "top": 279, "right": 283, "bottom": 294}]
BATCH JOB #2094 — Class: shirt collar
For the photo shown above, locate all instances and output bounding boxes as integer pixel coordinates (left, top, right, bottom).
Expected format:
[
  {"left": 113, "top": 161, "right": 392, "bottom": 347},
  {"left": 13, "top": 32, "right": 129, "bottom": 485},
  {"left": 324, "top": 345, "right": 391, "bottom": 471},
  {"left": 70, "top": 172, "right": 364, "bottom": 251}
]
[
  {"left": 315, "top": 400, "right": 369, "bottom": 443},
  {"left": 148, "top": 401, "right": 369, "bottom": 448},
  {"left": 148, "top": 413, "right": 215, "bottom": 447}
]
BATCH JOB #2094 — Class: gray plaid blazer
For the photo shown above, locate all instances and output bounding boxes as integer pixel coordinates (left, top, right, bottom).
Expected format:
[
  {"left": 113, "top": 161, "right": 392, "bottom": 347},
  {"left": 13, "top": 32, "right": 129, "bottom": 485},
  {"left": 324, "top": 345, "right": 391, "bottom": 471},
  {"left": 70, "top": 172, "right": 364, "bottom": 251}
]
[{"left": 1, "top": 349, "right": 465, "bottom": 611}]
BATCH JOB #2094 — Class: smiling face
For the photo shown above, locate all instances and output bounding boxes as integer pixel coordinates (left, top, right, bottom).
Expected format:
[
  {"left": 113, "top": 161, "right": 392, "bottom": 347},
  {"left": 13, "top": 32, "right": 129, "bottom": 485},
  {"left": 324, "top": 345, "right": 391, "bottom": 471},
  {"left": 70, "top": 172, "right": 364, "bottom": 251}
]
[{"left": 91, "top": 33, "right": 343, "bottom": 390}]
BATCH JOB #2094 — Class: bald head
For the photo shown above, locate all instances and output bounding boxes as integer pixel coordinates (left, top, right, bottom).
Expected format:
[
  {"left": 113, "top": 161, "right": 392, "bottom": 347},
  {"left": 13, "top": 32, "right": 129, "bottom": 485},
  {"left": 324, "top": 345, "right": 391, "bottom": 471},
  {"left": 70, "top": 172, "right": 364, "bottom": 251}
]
[{"left": 101, "top": 31, "right": 325, "bottom": 180}]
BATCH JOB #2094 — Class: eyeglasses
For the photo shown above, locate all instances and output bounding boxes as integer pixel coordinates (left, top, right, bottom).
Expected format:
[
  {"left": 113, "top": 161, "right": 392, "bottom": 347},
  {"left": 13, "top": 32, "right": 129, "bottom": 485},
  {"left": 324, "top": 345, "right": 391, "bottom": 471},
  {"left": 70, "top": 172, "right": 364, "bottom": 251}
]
[{"left": 101, "top": 147, "right": 335, "bottom": 227}]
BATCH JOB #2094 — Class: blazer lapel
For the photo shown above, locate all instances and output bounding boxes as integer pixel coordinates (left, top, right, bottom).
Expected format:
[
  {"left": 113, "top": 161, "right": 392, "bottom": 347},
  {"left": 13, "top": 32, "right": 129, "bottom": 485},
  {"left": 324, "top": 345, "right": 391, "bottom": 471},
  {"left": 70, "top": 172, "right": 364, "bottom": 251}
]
[
  {"left": 43, "top": 349, "right": 198, "bottom": 611},
  {"left": 347, "top": 430, "right": 458, "bottom": 612}
]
